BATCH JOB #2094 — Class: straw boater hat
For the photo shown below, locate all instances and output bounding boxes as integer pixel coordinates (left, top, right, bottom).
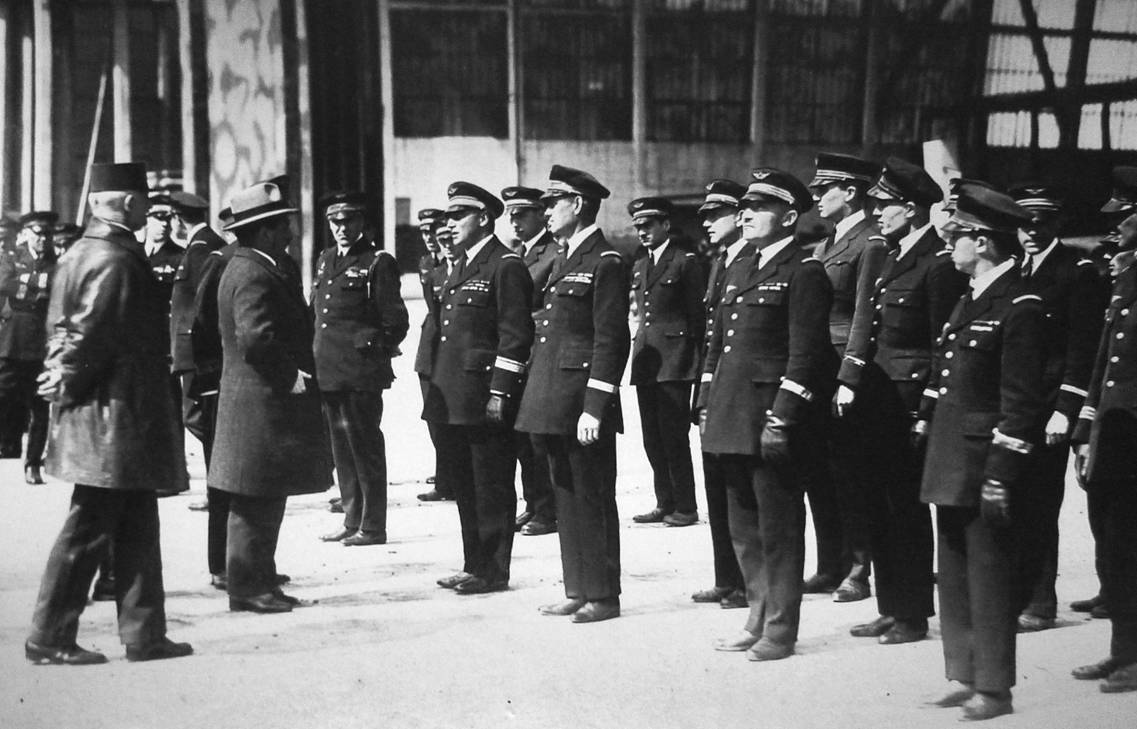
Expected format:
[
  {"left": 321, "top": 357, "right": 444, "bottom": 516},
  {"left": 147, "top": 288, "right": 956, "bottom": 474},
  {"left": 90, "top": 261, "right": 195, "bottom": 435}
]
[{"left": 224, "top": 181, "right": 298, "bottom": 231}]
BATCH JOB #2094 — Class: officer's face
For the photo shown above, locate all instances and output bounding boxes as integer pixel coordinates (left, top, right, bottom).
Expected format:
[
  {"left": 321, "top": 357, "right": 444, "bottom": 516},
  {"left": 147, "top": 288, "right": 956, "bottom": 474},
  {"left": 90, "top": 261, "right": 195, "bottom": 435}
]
[
  {"left": 874, "top": 199, "right": 910, "bottom": 239},
  {"left": 446, "top": 208, "right": 485, "bottom": 250},
  {"left": 1018, "top": 211, "right": 1061, "bottom": 255},
  {"left": 544, "top": 194, "right": 580, "bottom": 239},
  {"left": 1117, "top": 212, "right": 1137, "bottom": 251},
  {"left": 946, "top": 229, "right": 981, "bottom": 275},
  {"left": 633, "top": 217, "right": 669, "bottom": 248},
  {"left": 739, "top": 198, "right": 794, "bottom": 243},
  {"left": 435, "top": 226, "right": 455, "bottom": 258},
  {"left": 20, "top": 225, "right": 50, "bottom": 256},
  {"left": 327, "top": 212, "right": 364, "bottom": 248},
  {"left": 813, "top": 183, "right": 851, "bottom": 221},
  {"left": 420, "top": 227, "right": 440, "bottom": 254},
  {"left": 509, "top": 207, "right": 545, "bottom": 242},
  {"left": 146, "top": 210, "right": 172, "bottom": 244},
  {"left": 702, "top": 207, "right": 738, "bottom": 247}
]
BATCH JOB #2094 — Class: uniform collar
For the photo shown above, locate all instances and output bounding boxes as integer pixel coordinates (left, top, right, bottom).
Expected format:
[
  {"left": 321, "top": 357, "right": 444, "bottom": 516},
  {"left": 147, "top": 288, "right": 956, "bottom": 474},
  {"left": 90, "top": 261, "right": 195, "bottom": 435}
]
[
  {"left": 1027, "top": 237, "right": 1059, "bottom": 270},
  {"left": 757, "top": 235, "right": 795, "bottom": 269},
  {"left": 970, "top": 258, "right": 1015, "bottom": 299},
  {"left": 723, "top": 237, "right": 747, "bottom": 267},
  {"left": 833, "top": 208, "right": 866, "bottom": 243},
  {"left": 523, "top": 231, "right": 544, "bottom": 254},
  {"left": 250, "top": 248, "right": 277, "bottom": 267},
  {"left": 650, "top": 239, "right": 671, "bottom": 264},
  {"left": 566, "top": 223, "right": 599, "bottom": 258},
  {"left": 898, "top": 222, "right": 933, "bottom": 259},
  {"left": 463, "top": 234, "right": 494, "bottom": 262}
]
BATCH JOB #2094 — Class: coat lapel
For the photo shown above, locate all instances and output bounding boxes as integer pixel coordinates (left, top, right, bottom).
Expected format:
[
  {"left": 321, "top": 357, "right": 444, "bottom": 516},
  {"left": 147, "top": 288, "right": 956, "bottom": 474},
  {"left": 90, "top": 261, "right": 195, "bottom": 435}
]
[
  {"left": 548, "top": 230, "right": 601, "bottom": 287},
  {"left": 646, "top": 242, "right": 677, "bottom": 287},
  {"left": 452, "top": 236, "right": 499, "bottom": 288}
]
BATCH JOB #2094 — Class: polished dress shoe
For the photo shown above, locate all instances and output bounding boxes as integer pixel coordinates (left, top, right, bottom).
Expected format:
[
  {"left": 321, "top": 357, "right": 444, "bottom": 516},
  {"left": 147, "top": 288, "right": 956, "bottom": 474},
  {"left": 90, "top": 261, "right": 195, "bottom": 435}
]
[
  {"left": 272, "top": 589, "right": 304, "bottom": 606},
  {"left": 343, "top": 532, "right": 386, "bottom": 546},
  {"left": 720, "top": 589, "right": 748, "bottom": 610},
  {"left": 833, "top": 578, "right": 871, "bottom": 603},
  {"left": 25, "top": 639, "right": 107, "bottom": 665},
  {"left": 514, "top": 510, "right": 534, "bottom": 531},
  {"left": 321, "top": 527, "right": 355, "bottom": 542},
  {"left": 1070, "top": 594, "right": 1103, "bottom": 612},
  {"left": 454, "top": 577, "right": 508, "bottom": 594},
  {"left": 802, "top": 573, "right": 840, "bottom": 593},
  {"left": 229, "top": 593, "right": 294, "bottom": 613},
  {"left": 24, "top": 464, "right": 45, "bottom": 485},
  {"left": 850, "top": 615, "right": 895, "bottom": 638},
  {"left": 274, "top": 573, "right": 291, "bottom": 586},
  {"left": 91, "top": 578, "right": 116, "bottom": 602},
  {"left": 328, "top": 498, "right": 344, "bottom": 514},
  {"left": 1101, "top": 663, "right": 1137, "bottom": 693},
  {"left": 691, "top": 586, "right": 731, "bottom": 603},
  {"left": 187, "top": 499, "right": 209, "bottom": 512},
  {"left": 632, "top": 508, "right": 667, "bottom": 524},
  {"left": 747, "top": 637, "right": 793, "bottom": 662},
  {"left": 1091, "top": 603, "right": 1110, "bottom": 619},
  {"left": 1016, "top": 613, "right": 1054, "bottom": 632},
  {"left": 879, "top": 618, "right": 927, "bottom": 645},
  {"left": 1072, "top": 657, "right": 1119, "bottom": 680},
  {"left": 922, "top": 680, "right": 974, "bottom": 708},
  {"left": 571, "top": 599, "right": 620, "bottom": 623},
  {"left": 437, "top": 572, "right": 474, "bottom": 589},
  {"left": 210, "top": 573, "right": 228, "bottom": 590},
  {"left": 521, "top": 519, "right": 556, "bottom": 536},
  {"left": 539, "top": 598, "right": 586, "bottom": 616},
  {"left": 663, "top": 511, "right": 698, "bottom": 527},
  {"left": 125, "top": 637, "right": 193, "bottom": 662},
  {"left": 959, "top": 691, "right": 1012, "bottom": 721},
  {"left": 714, "top": 630, "right": 760, "bottom": 652},
  {"left": 417, "top": 489, "right": 452, "bottom": 502}
]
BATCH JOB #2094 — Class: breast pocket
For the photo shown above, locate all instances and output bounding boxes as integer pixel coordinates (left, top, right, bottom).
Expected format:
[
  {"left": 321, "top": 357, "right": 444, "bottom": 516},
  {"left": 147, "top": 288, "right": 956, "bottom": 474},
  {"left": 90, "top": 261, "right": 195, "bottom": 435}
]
[
  {"left": 558, "top": 347, "right": 593, "bottom": 371},
  {"left": 341, "top": 277, "right": 366, "bottom": 291},
  {"left": 457, "top": 289, "right": 492, "bottom": 307},
  {"left": 882, "top": 289, "right": 925, "bottom": 329},
  {"left": 555, "top": 282, "right": 591, "bottom": 298}
]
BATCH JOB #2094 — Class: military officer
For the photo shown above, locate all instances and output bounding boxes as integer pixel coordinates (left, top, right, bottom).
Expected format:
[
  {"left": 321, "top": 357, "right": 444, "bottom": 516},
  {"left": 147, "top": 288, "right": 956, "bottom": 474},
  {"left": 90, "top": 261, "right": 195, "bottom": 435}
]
[
  {"left": 807, "top": 152, "right": 886, "bottom": 601},
  {"left": 626, "top": 197, "right": 705, "bottom": 527},
  {"left": 1070, "top": 166, "right": 1137, "bottom": 694},
  {"left": 424, "top": 182, "right": 534, "bottom": 594},
  {"left": 27, "top": 162, "right": 192, "bottom": 664},
  {"left": 0, "top": 211, "right": 57, "bottom": 483},
  {"left": 690, "top": 179, "right": 750, "bottom": 610},
  {"left": 144, "top": 191, "right": 185, "bottom": 304},
  {"left": 516, "top": 165, "right": 629, "bottom": 623},
  {"left": 314, "top": 191, "right": 409, "bottom": 546},
  {"left": 1006, "top": 182, "right": 1107, "bottom": 632},
  {"left": 698, "top": 168, "right": 837, "bottom": 661},
  {"left": 918, "top": 183, "right": 1045, "bottom": 721},
  {"left": 502, "top": 185, "right": 559, "bottom": 536},
  {"left": 836, "top": 157, "right": 967, "bottom": 645},
  {"left": 415, "top": 209, "right": 454, "bottom": 502}
]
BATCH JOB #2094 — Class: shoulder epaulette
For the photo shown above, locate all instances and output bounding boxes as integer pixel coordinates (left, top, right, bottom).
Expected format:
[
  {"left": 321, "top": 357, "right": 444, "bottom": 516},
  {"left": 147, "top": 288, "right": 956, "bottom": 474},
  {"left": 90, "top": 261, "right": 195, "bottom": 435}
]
[
  {"left": 208, "top": 249, "right": 224, "bottom": 257},
  {"left": 601, "top": 250, "right": 621, "bottom": 258},
  {"left": 501, "top": 252, "right": 522, "bottom": 260},
  {"left": 935, "top": 249, "right": 951, "bottom": 256},
  {"left": 1013, "top": 294, "right": 1042, "bottom": 304},
  {"left": 802, "top": 255, "right": 820, "bottom": 263},
  {"left": 1077, "top": 259, "right": 1093, "bottom": 266},
  {"left": 684, "top": 251, "right": 695, "bottom": 258}
]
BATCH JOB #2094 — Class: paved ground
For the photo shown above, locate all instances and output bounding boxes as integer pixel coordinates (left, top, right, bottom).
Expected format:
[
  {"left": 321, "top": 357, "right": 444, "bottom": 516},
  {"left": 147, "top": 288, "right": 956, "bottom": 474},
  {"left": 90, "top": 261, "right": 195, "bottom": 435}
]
[{"left": 1, "top": 295, "right": 1135, "bottom": 729}]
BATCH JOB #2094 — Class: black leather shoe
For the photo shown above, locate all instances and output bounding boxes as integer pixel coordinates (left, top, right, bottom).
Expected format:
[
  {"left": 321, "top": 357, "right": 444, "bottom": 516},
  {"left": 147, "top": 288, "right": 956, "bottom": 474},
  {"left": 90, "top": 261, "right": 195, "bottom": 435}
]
[
  {"left": 91, "top": 579, "right": 116, "bottom": 602},
  {"left": 521, "top": 519, "right": 556, "bottom": 536},
  {"left": 24, "top": 464, "right": 44, "bottom": 485},
  {"left": 125, "top": 637, "right": 193, "bottom": 662},
  {"left": 713, "top": 630, "right": 759, "bottom": 652},
  {"left": 328, "top": 498, "right": 344, "bottom": 514},
  {"left": 720, "top": 589, "right": 748, "bottom": 610},
  {"left": 514, "top": 511, "right": 533, "bottom": 531},
  {"left": 833, "top": 578, "right": 871, "bottom": 603},
  {"left": 454, "top": 577, "right": 508, "bottom": 594},
  {"left": 229, "top": 593, "right": 293, "bottom": 613},
  {"left": 747, "top": 637, "right": 793, "bottom": 662},
  {"left": 802, "top": 573, "right": 840, "bottom": 593},
  {"left": 272, "top": 589, "right": 304, "bottom": 606},
  {"left": 691, "top": 586, "right": 730, "bottom": 603},
  {"left": 25, "top": 639, "right": 107, "bottom": 665},
  {"left": 571, "top": 599, "right": 620, "bottom": 623},
  {"left": 1101, "top": 663, "right": 1137, "bottom": 693},
  {"left": 210, "top": 573, "right": 228, "bottom": 590},
  {"left": 879, "top": 618, "right": 927, "bottom": 645},
  {"left": 959, "top": 691, "right": 1012, "bottom": 721},
  {"left": 1070, "top": 594, "right": 1103, "bottom": 612},
  {"left": 343, "top": 532, "right": 386, "bottom": 546},
  {"left": 1073, "top": 657, "right": 1119, "bottom": 680},
  {"left": 321, "top": 527, "right": 355, "bottom": 542},
  {"left": 1017, "top": 614, "right": 1054, "bottom": 632},
  {"left": 850, "top": 615, "right": 894, "bottom": 638},
  {"left": 437, "top": 572, "right": 474, "bottom": 589},
  {"left": 417, "top": 489, "right": 452, "bottom": 502},
  {"left": 632, "top": 508, "right": 667, "bottom": 524},
  {"left": 539, "top": 598, "right": 585, "bottom": 616},
  {"left": 922, "top": 681, "right": 974, "bottom": 708},
  {"left": 663, "top": 511, "right": 698, "bottom": 527}
]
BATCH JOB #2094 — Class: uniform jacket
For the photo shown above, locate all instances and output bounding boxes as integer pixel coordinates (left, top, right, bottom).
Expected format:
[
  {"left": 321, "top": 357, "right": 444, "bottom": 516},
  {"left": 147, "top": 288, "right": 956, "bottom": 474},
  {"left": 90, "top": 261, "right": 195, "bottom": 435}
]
[
  {"left": 414, "top": 256, "right": 447, "bottom": 377},
  {"left": 699, "top": 240, "right": 757, "bottom": 360},
  {"left": 42, "top": 219, "right": 187, "bottom": 492},
  {"left": 0, "top": 245, "right": 54, "bottom": 361},
  {"left": 818, "top": 214, "right": 887, "bottom": 351},
  {"left": 190, "top": 243, "right": 237, "bottom": 391},
  {"left": 312, "top": 238, "right": 409, "bottom": 391},
  {"left": 422, "top": 236, "right": 534, "bottom": 425},
  {"left": 698, "top": 241, "right": 838, "bottom": 456},
  {"left": 523, "top": 231, "right": 559, "bottom": 311},
  {"left": 147, "top": 239, "right": 184, "bottom": 296},
  {"left": 170, "top": 225, "right": 226, "bottom": 373},
  {"left": 1073, "top": 262, "right": 1137, "bottom": 482},
  {"left": 515, "top": 229, "right": 630, "bottom": 435},
  {"left": 1022, "top": 242, "right": 1107, "bottom": 422},
  {"left": 920, "top": 268, "right": 1046, "bottom": 506},
  {"left": 629, "top": 242, "right": 705, "bottom": 385},
  {"left": 839, "top": 227, "right": 966, "bottom": 409},
  {"left": 209, "top": 248, "right": 330, "bottom": 497}
]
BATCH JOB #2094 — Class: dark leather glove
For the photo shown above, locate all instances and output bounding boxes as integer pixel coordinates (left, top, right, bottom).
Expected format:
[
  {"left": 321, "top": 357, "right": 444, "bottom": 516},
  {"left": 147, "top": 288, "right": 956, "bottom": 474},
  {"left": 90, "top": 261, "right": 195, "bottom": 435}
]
[
  {"left": 980, "top": 479, "right": 1010, "bottom": 527},
  {"left": 760, "top": 415, "right": 791, "bottom": 467},
  {"left": 910, "top": 419, "right": 929, "bottom": 450},
  {"left": 485, "top": 394, "right": 506, "bottom": 425}
]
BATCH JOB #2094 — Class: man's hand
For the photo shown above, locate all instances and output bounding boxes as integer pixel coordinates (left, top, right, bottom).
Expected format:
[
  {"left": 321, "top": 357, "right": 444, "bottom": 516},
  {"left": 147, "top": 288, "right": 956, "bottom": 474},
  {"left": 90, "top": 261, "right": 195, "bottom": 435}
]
[
  {"left": 1044, "top": 411, "right": 1070, "bottom": 446},
  {"left": 760, "top": 415, "right": 791, "bottom": 467},
  {"left": 1074, "top": 443, "right": 1090, "bottom": 490},
  {"left": 832, "top": 384, "right": 856, "bottom": 418},
  {"left": 577, "top": 412, "right": 601, "bottom": 446},
  {"left": 910, "top": 419, "right": 930, "bottom": 450},
  {"left": 290, "top": 370, "right": 310, "bottom": 395},
  {"left": 36, "top": 368, "right": 62, "bottom": 401},
  {"left": 485, "top": 394, "right": 505, "bottom": 424},
  {"left": 980, "top": 479, "right": 1010, "bottom": 527}
]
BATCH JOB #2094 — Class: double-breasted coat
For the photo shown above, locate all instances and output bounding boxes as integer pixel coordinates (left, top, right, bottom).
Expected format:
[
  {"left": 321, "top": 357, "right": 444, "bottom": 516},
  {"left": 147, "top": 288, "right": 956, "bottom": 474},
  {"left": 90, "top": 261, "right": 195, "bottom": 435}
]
[
  {"left": 523, "top": 231, "right": 559, "bottom": 312},
  {"left": 818, "top": 214, "right": 886, "bottom": 353},
  {"left": 0, "top": 245, "right": 54, "bottom": 361},
  {"left": 629, "top": 242, "right": 705, "bottom": 385},
  {"left": 414, "top": 256, "right": 447, "bottom": 378}
]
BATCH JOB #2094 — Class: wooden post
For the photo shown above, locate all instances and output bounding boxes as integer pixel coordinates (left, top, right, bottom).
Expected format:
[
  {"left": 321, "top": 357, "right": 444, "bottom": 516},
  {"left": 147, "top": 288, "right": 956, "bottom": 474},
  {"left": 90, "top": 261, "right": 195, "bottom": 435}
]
[
  {"left": 177, "top": 0, "right": 196, "bottom": 193},
  {"left": 749, "top": 0, "right": 768, "bottom": 160},
  {"left": 78, "top": 66, "right": 110, "bottom": 225},
  {"left": 378, "top": 0, "right": 396, "bottom": 257},
  {"left": 112, "top": 0, "right": 133, "bottom": 161},
  {"left": 292, "top": 0, "right": 316, "bottom": 288},
  {"left": 632, "top": 0, "right": 645, "bottom": 192}
]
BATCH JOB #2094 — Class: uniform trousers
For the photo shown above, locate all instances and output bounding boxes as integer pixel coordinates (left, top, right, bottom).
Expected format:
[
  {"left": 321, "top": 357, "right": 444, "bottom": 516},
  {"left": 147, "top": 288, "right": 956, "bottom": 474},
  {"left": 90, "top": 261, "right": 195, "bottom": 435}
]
[
  {"left": 533, "top": 432, "right": 621, "bottom": 601},
  {"left": 936, "top": 505, "right": 1033, "bottom": 693},
  {"left": 799, "top": 411, "right": 849, "bottom": 582},
  {"left": 29, "top": 485, "right": 167, "bottom": 646},
  {"left": 433, "top": 422, "right": 516, "bottom": 584},
  {"left": 1089, "top": 479, "right": 1137, "bottom": 664},
  {"left": 721, "top": 454, "right": 806, "bottom": 646},
  {"left": 323, "top": 391, "right": 388, "bottom": 538},
  {"left": 636, "top": 381, "right": 697, "bottom": 515},
  {"left": 1020, "top": 443, "right": 1070, "bottom": 620},
  {"left": 702, "top": 451, "right": 744, "bottom": 592},
  {"left": 226, "top": 494, "right": 287, "bottom": 598},
  {"left": 824, "top": 414, "right": 873, "bottom": 583},
  {"left": 419, "top": 376, "right": 451, "bottom": 497},
  {"left": 517, "top": 431, "right": 556, "bottom": 523},
  {"left": 179, "top": 373, "right": 229, "bottom": 576},
  {"left": 0, "top": 358, "right": 48, "bottom": 463}
]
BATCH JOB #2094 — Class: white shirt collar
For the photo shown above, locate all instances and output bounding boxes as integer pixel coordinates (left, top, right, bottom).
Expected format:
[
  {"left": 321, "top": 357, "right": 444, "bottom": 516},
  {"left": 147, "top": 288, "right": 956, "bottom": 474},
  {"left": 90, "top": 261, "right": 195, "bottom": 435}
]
[
  {"left": 250, "top": 248, "right": 277, "bottom": 267},
  {"left": 757, "top": 235, "right": 795, "bottom": 269},
  {"left": 188, "top": 222, "right": 208, "bottom": 241},
  {"left": 833, "top": 208, "right": 866, "bottom": 244},
  {"left": 650, "top": 239, "right": 670, "bottom": 264},
  {"left": 566, "top": 223, "right": 600, "bottom": 258},
  {"left": 897, "top": 222, "right": 933, "bottom": 259},
  {"left": 463, "top": 234, "right": 494, "bottom": 262},
  {"left": 970, "top": 258, "right": 1016, "bottom": 298},
  {"left": 724, "top": 238, "right": 747, "bottom": 267},
  {"left": 523, "top": 232, "right": 545, "bottom": 255},
  {"left": 1028, "top": 238, "right": 1060, "bottom": 270}
]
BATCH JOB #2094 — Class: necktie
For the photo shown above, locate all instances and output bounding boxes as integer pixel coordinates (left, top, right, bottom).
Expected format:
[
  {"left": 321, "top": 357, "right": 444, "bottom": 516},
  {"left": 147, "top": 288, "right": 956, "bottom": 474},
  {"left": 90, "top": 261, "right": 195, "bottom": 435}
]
[{"left": 1021, "top": 256, "right": 1033, "bottom": 279}]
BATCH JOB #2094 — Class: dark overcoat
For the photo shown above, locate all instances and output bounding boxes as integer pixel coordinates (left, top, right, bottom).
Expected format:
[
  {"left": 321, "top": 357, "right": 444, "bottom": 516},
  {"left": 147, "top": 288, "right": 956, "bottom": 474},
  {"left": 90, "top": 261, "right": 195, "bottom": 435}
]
[
  {"left": 523, "top": 231, "right": 559, "bottom": 312},
  {"left": 818, "top": 214, "right": 886, "bottom": 352},
  {"left": 170, "top": 224, "right": 226, "bottom": 373},
  {"left": 0, "top": 244, "right": 54, "bottom": 360},
  {"left": 629, "top": 242, "right": 705, "bottom": 385},
  {"left": 414, "top": 257, "right": 447, "bottom": 377}
]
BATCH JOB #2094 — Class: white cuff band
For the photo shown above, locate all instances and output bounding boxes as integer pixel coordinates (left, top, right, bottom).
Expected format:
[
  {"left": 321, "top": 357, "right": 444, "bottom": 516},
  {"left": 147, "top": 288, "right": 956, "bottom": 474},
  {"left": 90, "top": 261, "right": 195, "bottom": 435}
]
[{"left": 586, "top": 378, "right": 617, "bottom": 394}]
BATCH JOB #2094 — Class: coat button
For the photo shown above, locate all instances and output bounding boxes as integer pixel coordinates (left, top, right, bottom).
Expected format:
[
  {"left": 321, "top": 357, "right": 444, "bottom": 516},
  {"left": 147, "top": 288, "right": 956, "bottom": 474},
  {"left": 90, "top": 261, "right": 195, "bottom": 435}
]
[
  {"left": 758, "top": 298, "right": 765, "bottom": 303},
  {"left": 941, "top": 368, "right": 950, "bottom": 376},
  {"left": 467, "top": 297, "right": 473, "bottom": 303},
  {"left": 727, "top": 329, "right": 735, "bottom": 336},
  {"left": 1117, "top": 332, "right": 1125, "bottom": 340},
  {"left": 542, "top": 320, "right": 549, "bottom": 326},
  {"left": 948, "top": 333, "right": 957, "bottom": 340},
  {"left": 731, "top": 312, "right": 738, "bottom": 320},
  {"left": 723, "top": 345, "right": 732, "bottom": 353},
  {"left": 446, "top": 304, "right": 453, "bottom": 310},
  {"left": 325, "top": 294, "right": 331, "bottom": 299},
  {"left": 443, "top": 320, "right": 449, "bottom": 326},
  {"left": 911, "top": 372, "right": 919, "bottom": 378},
  {"left": 1106, "top": 380, "right": 1115, "bottom": 387},
  {"left": 875, "top": 304, "right": 882, "bottom": 310},
  {"left": 540, "top": 336, "right": 547, "bottom": 343},
  {"left": 945, "top": 351, "right": 953, "bottom": 359},
  {"left": 322, "top": 308, "right": 328, "bottom": 313},
  {"left": 320, "top": 323, "right": 327, "bottom": 329},
  {"left": 969, "top": 340, "right": 977, "bottom": 346},
  {"left": 939, "top": 387, "right": 948, "bottom": 394},
  {"left": 898, "top": 297, "right": 905, "bottom": 303},
  {"left": 546, "top": 303, "right": 552, "bottom": 309},
  {"left": 441, "top": 335, "right": 447, "bottom": 342},
  {"left": 1111, "top": 355, "right": 1120, "bottom": 363},
  {"left": 1123, "top": 309, "right": 1130, "bottom": 316}
]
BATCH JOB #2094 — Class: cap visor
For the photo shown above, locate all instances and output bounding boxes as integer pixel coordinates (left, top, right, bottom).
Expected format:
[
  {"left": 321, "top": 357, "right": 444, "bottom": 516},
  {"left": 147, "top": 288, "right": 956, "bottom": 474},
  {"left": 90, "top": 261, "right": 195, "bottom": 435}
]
[{"left": 1101, "top": 198, "right": 1135, "bottom": 214}]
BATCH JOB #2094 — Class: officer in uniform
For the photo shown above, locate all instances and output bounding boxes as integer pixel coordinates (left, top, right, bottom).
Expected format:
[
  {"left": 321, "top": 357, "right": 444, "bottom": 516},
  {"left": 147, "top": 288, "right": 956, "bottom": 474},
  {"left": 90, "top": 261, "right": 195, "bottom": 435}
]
[
  {"left": 0, "top": 211, "right": 58, "bottom": 483},
  {"left": 1070, "top": 166, "right": 1137, "bottom": 694},
  {"left": 807, "top": 152, "right": 886, "bottom": 601},
  {"left": 425, "top": 182, "right": 534, "bottom": 594},
  {"left": 502, "top": 185, "right": 559, "bottom": 536},
  {"left": 698, "top": 168, "right": 838, "bottom": 662},
  {"left": 145, "top": 191, "right": 185, "bottom": 305},
  {"left": 918, "top": 183, "right": 1045, "bottom": 721},
  {"left": 1007, "top": 183, "right": 1107, "bottom": 632},
  {"left": 314, "top": 192, "right": 409, "bottom": 546},
  {"left": 415, "top": 209, "right": 454, "bottom": 502},
  {"left": 836, "top": 157, "right": 967, "bottom": 645},
  {"left": 516, "top": 165, "right": 629, "bottom": 623}
]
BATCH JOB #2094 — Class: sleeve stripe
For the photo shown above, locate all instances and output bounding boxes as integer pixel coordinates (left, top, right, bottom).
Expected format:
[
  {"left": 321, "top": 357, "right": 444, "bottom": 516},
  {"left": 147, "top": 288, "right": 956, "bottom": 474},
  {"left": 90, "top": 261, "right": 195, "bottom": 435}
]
[
  {"left": 779, "top": 378, "right": 814, "bottom": 402},
  {"left": 922, "top": 388, "right": 940, "bottom": 400},
  {"left": 843, "top": 355, "right": 866, "bottom": 367},
  {"left": 992, "top": 428, "right": 1033, "bottom": 455},
  {"left": 586, "top": 378, "right": 618, "bottom": 394},
  {"left": 1059, "top": 384, "right": 1089, "bottom": 397},
  {"left": 493, "top": 356, "right": 527, "bottom": 373},
  {"left": 1078, "top": 405, "right": 1097, "bottom": 421}
]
